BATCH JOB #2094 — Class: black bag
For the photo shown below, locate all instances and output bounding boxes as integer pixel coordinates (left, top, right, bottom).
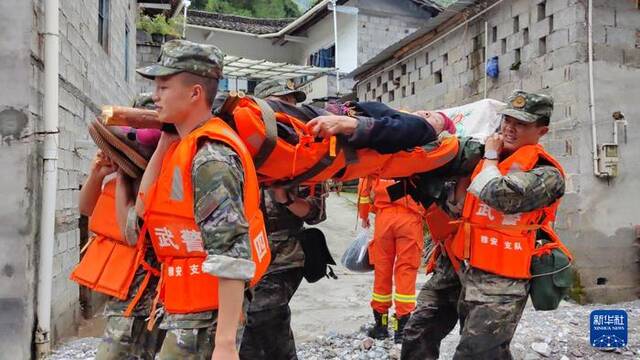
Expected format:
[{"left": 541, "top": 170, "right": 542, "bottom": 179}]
[{"left": 298, "top": 228, "right": 338, "bottom": 283}]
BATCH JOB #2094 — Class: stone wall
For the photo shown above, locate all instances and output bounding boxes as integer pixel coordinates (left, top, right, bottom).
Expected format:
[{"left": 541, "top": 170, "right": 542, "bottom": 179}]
[
  {"left": 356, "top": 0, "right": 640, "bottom": 303},
  {"left": 136, "top": 43, "right": 162, "bottom": 95},
  {"left": 0, "top": 0, "right": 136, "bottom": 354}
]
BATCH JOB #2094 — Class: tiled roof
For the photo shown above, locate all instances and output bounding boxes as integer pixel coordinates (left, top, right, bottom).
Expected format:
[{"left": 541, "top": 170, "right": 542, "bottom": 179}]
[{"left": 187, "top": 10, "right": 293, "bottom": 35}]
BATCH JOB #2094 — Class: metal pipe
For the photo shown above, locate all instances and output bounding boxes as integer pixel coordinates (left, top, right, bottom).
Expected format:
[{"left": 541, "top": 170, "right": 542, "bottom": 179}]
[
  {"left": 36, "top": 0, "right": 59, "bottom": 356},
  {"left": 331, "top": 0, "right": 340, "bottom": 95},
  {"left": 483, "top": 20, "right": 488, "bottom": 98},
  {"left": 182, "top": 0, "right": 190, "bottom": 38},
  {"left": 587, "top": 0, "right": 600, "bottom": 176}
]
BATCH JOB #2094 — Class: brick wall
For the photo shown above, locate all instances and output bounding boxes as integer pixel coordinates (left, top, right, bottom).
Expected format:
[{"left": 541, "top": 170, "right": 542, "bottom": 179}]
[
  {"left": 356, "top": 0, "right": 640, "bottom": 303},
  {"left": 29, "top": 0, "right": 138, "bottom": 344},
  {"left": 357, "top": 12, "right": 421, "bottom": 66}
]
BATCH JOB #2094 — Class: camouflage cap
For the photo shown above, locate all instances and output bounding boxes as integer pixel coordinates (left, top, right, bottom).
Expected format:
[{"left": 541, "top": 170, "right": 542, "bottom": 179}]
[
  {"left": 131, "top": 93, "right": 156, "bottom": 109},
  {"left": 254, "top": 79, "right": 306, "bottom": 103},
  {"left": 136, "top": 40, "right": 224, "bottom": 80},
  {"left": 499, "top": 90, "right": 554, "bottom": 125}
]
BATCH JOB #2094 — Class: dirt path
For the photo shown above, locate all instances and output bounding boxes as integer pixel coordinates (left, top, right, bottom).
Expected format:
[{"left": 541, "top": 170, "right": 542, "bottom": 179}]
[{"left": 290, "top": 194, "right": 428, "bottom": 342}]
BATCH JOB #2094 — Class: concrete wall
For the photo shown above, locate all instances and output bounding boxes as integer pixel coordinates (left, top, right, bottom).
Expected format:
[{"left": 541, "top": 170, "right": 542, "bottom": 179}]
[
  {"left": 296, "top": 6, "right": 359, "bottom": 73},
  {"left": 356, "top": 0, "right": 640, "bottom": 303},
  {"left": 356, "top": 0, "right": 426, "bottom": 66},
  {"left": 0, "top": 0, "right": 136, "bottom": 354},
  {"left": 0, "top": 0, "right": 38, "bottom": 357},
  {"left": 187, "top": 27, "right": 302, "bottom": 64}
]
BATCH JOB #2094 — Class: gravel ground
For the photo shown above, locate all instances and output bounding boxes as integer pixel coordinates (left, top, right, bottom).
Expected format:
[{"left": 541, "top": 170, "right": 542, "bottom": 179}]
[{"left": 48, "top": 195, "right": 640, "bottom": 360}]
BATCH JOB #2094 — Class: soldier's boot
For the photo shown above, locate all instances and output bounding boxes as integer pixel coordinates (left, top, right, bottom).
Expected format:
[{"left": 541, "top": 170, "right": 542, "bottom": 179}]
[
  {"left": 392, "top": 314, "right": 410, "bottom": 344},
  {"left": 366, "top": 310, "right": 389, "bottom": 339}
]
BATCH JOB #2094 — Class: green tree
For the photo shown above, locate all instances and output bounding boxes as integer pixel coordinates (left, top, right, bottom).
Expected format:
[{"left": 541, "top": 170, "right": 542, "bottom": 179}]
[{"left": 193, "top": 0, "right": 301, "bottom": 18}]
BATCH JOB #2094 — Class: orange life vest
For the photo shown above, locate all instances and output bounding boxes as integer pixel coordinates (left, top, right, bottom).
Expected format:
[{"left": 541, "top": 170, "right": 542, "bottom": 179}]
[
  {"left": 70, "top": 180, "right": 156, "bottom": 310},
  {"left": 232, "top": 97, "right": 460, "bottom": 185},
  {"left": 449, "top": 144, "right": 572, "bottom": 279},
  {"left": 423, "top": 204, "right": 460, "bottom": 274},
  {"left": 143, "top": 117, "right": 270, "bottom": 314}
]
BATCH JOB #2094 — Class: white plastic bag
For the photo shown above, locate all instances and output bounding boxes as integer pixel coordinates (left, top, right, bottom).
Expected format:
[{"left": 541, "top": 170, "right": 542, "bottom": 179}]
[{"left": 341, "top": 228, "right": 374, "bottom": 272}]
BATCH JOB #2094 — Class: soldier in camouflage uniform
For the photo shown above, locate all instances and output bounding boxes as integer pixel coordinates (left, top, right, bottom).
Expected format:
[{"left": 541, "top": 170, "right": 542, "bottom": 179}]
[
  {"left": 240, "top": 79, "right": 327, "bottom": 360},
  {"left": 135, "top": 40, "right": 254, "bottom": 359},
  {"left": 95, "top": 93, "right": 165, "bottom": 360},
  {"left": 306, "top": 91, "right": 565, "bottom": 359},
  {"left": 401, "top": 91, "right": 565, "bottom": 360}
]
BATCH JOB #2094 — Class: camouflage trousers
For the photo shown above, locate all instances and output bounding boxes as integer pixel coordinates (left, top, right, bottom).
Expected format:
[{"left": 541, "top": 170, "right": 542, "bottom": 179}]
[
  {"left": 95, "top": 315, "right": 165, "bottom": 360},
  {"left": 156, "top": 295, "right": 250, "bottom": 360},
  {"left": 401, "top": 256, "right": 529, "bottom": 360},
  {"left": 239, "top": 267, "right": 304, "bottom": 360}
]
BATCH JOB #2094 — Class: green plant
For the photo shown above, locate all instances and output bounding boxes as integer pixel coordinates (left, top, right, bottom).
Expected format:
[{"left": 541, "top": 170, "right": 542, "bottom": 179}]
[
  {"left": 136, "top": 14, "right": 154, "bottom": 33},
  {"left": 137, "top": 14, "right": 181, "bottom": 36}
]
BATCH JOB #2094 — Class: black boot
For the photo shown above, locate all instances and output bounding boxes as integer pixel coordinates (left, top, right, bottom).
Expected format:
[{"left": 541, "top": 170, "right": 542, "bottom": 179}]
[
  {"left": 393, "top": 314, "right": 410, "bottom": 344},
  {"left": 366, "top": 310, "right": 389, "bottom": 339}
]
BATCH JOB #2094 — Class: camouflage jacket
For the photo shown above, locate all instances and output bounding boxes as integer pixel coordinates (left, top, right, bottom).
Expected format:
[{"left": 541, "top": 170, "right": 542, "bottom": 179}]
[
  {"left": 261, "top": 184, "right": 327, "bottom": 273},
  {"left": 161, "top": 140, "right": 253, "bottom": 329},
  {"left": 467, "top": 162, "right": 565, "bottom": 214}
]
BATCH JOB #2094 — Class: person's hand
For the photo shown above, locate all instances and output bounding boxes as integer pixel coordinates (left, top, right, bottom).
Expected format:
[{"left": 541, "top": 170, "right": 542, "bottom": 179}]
[
  {"left": 361, "top": 217, "right": 370, "bottom": 229},
  {"left": 157, "top": 131, "right": 180, "bottom": 150},
  {"left": 413, "top": 111, "right": 445, "bottom": 134},
  {"left": 272, "top": 187, "right": 290, "bottom": 204},
  {"left": 484, "top": 133, "right": 504, "bottom": 154},
  {"left": 211, "top": 341, "right": 238, "bottom": 360},
  {"left": 91, "top": 150, "right": 118, "bottom": 178},
  {"left": 307, "top": 115, "right": 358, "bottom": 138}
]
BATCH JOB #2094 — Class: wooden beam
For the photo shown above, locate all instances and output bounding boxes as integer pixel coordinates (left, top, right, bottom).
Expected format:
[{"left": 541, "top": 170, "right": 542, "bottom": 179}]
[{"left": 139, "top": 3, "right": 171, "bottom": 10}]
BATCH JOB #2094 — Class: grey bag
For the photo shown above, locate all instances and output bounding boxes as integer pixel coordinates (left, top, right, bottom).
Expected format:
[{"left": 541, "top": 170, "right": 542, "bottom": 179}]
[{"left": 341, "top": 229, "right": 374, "bottom": 272}]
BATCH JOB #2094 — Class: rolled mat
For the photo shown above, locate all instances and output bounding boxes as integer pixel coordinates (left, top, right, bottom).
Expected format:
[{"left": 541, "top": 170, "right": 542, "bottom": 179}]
[{"left": 88, "top": 121, "right": 142, "bottom": 178}]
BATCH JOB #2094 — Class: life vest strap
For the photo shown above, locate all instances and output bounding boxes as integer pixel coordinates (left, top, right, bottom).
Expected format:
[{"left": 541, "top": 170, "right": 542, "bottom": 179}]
[
  {"left": 282, "top": 135, "right": 358, "bottom": 187},
  {"left": 251, "top": 97, "right": 278, "bottom": 169}
]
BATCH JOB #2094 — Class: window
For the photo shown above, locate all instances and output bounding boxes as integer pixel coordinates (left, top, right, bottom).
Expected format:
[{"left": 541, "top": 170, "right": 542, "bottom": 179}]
[
  {"left": 539, "top": 36, "right": 547, "bottom": 56},
  {"left": 98, "top": 0, "right": 109, "bottom": 51},
  {"left": 537, "top": 1, "right": 546, "bottom": 22},
  {"left": 389, "top": 90, "right": 395, "bottom": 102},
  {"left": 523, "top": 27, "right": 530, "bottom": 45},
  {"left": 501, "top": 38, "right": 507, "bottom": 55},
  {"left": 376, "top": 76, "right": 382, "bottom": 87},
  {"left": 401, "top": 64, "right": 407, "bottom": 75},
  {"left": 402, "top": 86, "right": 407, "bottom": 97},
  {"left": 443, "top": 53, "right": 448, "bottom": 66},
  {"left": 481, "top": 47, "right": 486, "bottom": 63},
  {"left": 514, "top": 48, "right": 521, "bottom": 63},
  {"left": 388, "top": 70, "right": 394, "bottom": 81},
  {"left": 434, "top": 70, "right": 442, "bottom": 84},
  {"left": 513, "top": 16, "right": 519, "bottom": 33},
  {"left": 425, "top": 52, "right": 429, "bottom": 65},
  {"left": 309, "top": 45, "right": 335, "bottom": 68},
  {"left": 372, "top": 89, "right": 376, "bottom": 99},
  {"left": 473, "top": 34, "right": 481, "bottom": 51},
  {"left": 549, "top": 14, "right": 554, "bottom": 32},
  {"left": 411, "top": 82, "right": 415, "bottom": 95},
  {"left": 382, "top": 83, "right": 388, "bottom": 93},
  {"left": 492, "top": 26, "right": 498, "bottom": 43},
  {"left": 124, "top": 24, "right": 130, "bottom": 81},
  {"left": 376, "top": 96, "right": 382, "bottom": 102},
  {"left": 366, "top": 82, "right": 371, "bottom": 92}
]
